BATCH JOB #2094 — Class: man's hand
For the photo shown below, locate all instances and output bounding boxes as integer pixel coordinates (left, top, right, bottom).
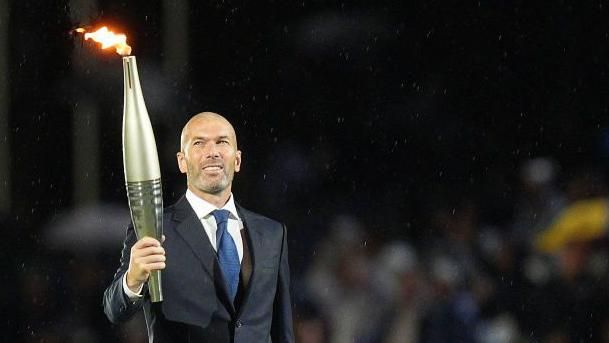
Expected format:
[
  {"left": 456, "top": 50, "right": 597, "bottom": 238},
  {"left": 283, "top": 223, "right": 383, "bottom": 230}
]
[{"left": 126, "top": 236, "right": 166, "bottom": 293}]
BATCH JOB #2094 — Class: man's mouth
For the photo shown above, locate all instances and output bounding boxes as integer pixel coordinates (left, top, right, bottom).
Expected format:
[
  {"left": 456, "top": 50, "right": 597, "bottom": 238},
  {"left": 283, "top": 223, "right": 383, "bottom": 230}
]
[{"left": 202, "top": 165, "right": 223, "bottom": 171}]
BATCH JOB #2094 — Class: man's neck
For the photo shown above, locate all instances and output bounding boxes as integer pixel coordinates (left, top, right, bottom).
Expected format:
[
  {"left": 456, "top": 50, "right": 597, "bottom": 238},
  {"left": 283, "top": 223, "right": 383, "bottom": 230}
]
[{"left": 188, "top": 186, "right": 231, "bottom": 208}]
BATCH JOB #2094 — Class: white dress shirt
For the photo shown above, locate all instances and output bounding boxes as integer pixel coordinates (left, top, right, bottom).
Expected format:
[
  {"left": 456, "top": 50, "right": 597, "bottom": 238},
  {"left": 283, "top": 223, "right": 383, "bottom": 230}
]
[{"left": 123, "top": 190, "right": 244, "bottom": 299}]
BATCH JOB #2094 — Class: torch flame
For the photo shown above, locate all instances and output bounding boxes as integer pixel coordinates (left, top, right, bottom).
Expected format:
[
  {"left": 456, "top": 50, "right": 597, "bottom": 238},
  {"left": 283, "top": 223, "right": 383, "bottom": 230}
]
[{"left": 78, "top": 26, "right": 132, "bottom": 56}]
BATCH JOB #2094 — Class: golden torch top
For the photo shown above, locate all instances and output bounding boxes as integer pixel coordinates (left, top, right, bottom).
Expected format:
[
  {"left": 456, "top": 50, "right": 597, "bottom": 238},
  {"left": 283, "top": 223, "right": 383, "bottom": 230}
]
[{"left": 75, "top": 25, "right": 160, "bottom": 182}]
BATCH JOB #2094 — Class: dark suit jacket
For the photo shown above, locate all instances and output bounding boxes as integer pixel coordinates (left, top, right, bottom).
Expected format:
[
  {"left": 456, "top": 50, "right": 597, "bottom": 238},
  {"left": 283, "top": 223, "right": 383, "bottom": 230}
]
[{"left": 103, "top": 196, "right": 295, "bottom": 343}]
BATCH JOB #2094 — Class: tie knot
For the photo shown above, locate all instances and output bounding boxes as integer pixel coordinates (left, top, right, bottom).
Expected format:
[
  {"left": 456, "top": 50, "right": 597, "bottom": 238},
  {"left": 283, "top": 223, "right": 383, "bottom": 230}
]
[{"left": 212, "top": 209, "right": 231, "bottom": 226}]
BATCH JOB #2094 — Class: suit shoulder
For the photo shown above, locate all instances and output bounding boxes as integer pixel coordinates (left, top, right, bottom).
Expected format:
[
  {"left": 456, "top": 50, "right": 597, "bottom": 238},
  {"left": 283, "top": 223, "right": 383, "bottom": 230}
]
[
  {"left": 160, "top": 203, "right": 176, "bottom": 221},
  {"left": 164, "top": 202, "right": 180, "bottom": 215},
  {"left": 162, "top": 196, "right": 192, "bottom": 221},
  {"left": 238, "top": 206, "right": 284, "bottom": 228}
]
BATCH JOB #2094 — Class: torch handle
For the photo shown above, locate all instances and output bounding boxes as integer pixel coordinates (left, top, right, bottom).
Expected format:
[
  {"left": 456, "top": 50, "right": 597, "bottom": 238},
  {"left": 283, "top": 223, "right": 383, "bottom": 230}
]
[{"left": 127, "top": 178, "right": 164, "bottom": 302}]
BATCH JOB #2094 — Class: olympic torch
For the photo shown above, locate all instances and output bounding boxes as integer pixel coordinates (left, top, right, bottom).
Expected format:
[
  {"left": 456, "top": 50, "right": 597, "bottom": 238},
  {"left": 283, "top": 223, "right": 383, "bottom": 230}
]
[
  {"left": 78, "top": 27, "right": 164, "bottom": 302},
  {"left": 122, "top": 55, "right": 164, "bottom": 302}
]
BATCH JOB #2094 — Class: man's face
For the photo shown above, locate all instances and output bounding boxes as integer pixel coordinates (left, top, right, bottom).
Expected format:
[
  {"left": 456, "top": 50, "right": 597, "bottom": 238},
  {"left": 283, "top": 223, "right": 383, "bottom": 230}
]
[{"left": 177, "top": 117, "right": 241, "bottom": 196}]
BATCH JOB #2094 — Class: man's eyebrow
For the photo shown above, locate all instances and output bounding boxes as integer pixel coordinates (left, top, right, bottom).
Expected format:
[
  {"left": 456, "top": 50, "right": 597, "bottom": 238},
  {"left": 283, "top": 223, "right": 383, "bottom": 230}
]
[{"left": 191, "top": 135, "right": 231, "bottom": 141}]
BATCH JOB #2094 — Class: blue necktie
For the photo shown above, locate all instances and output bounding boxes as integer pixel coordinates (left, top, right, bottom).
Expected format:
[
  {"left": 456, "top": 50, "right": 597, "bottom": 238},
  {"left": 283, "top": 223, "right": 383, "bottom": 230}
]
[{"left": 212, "top": 209, "right": 240, "bottom": 302}]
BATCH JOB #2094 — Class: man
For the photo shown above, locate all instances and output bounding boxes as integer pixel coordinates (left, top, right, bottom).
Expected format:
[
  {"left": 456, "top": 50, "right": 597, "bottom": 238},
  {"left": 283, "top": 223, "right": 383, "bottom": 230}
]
[{"left": 103, "top": 112, "right": 295, "bottom": 342}]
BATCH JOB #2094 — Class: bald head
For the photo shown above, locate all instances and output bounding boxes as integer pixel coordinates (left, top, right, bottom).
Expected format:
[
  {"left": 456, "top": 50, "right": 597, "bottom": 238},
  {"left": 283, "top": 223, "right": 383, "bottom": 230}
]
[
  {"left": 176, "top": 111, "right": 242, "bottom": 203},
  {"left": 180, "top": 112, "right": 238, "bottom": 152}
]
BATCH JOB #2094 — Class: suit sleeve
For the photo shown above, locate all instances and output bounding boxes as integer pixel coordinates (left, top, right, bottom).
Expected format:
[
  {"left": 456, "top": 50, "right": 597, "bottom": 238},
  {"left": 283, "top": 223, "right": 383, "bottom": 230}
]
[
  {"left": 270, "top": 224, "right": 295, "bottom": 343},
  {"left": 103, "top": 224, "right": 146, "bottom": 323}
]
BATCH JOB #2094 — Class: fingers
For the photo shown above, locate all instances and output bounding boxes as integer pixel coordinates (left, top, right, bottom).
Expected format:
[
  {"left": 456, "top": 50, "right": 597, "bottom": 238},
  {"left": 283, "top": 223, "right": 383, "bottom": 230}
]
[
  {"left": 131, "top": 237, "right": 165, "bottom": 257},
  {"left": 131, "top": 260, "right": 166, "bottom": 274},
  {"left": 144, "top": 262, "right": 166, "bottom": 271},
  {"left": 132, "top": 245, "right": 165, "bottom": 258},
  {"left": 133, "top": 236, "right": 162, "bottom": 249},
  {"left": 136, "top": 254, "right": 166, "bottom": 265},
  {"left": 127, "top": 236, "right": 168, "bottom": 289},
  {"left": 130, "top": 241, "right": 166, "bottom": 270}
]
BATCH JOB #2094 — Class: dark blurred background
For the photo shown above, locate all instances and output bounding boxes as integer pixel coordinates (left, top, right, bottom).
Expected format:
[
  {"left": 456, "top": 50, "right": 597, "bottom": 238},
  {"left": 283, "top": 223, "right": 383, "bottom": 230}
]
[{"left": 4, "top": 0, "right": 609, "bottom": 342}]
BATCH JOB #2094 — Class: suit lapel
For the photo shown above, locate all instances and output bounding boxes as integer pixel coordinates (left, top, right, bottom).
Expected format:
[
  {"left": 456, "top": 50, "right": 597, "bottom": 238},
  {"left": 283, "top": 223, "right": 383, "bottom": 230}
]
[
  {"left": 235, "top": 204, "right": 264, "bottom": 317},
  {"left": 171, "top": 196, "right": 237, "bottom": 315}
]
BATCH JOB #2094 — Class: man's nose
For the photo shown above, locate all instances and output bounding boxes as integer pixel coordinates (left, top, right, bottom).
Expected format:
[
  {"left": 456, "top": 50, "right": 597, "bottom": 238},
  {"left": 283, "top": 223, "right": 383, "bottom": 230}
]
[{"left": 205, "top": 142, "right": 220, "bottom": 157}]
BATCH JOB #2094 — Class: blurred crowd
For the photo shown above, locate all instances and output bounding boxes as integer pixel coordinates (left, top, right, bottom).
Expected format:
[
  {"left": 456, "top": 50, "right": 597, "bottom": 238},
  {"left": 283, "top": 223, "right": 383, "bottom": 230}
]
[
  {"left": 291, "top": 157, "right": 609, "bottom": 343},
  {"left": 8, "top": 157, "right": 609, "bottom": 343}
]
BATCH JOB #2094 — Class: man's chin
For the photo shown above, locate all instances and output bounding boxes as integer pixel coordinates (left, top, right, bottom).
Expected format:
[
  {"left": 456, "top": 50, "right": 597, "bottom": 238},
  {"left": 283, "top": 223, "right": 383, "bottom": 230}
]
[{"left": 199, "top": 182, "right": 228, "bottom": 195}]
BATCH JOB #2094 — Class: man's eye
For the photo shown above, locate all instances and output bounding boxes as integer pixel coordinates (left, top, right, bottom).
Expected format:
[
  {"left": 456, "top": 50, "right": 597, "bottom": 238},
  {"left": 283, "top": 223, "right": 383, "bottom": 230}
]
[
  {"left": 193, "top": 141, "right": 202, "bottom": 145},
  {"left": 218, "top": 140, "right": 229, "bottom": 144}
]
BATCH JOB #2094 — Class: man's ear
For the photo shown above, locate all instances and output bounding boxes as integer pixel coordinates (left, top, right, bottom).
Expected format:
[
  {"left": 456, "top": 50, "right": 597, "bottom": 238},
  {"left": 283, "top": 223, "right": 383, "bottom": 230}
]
[
  {"left": 234, "top": 150, "right": 242, "bottom": 173},
  {"left": 177, "top": 152, "right": 188, "bottom": 174}
]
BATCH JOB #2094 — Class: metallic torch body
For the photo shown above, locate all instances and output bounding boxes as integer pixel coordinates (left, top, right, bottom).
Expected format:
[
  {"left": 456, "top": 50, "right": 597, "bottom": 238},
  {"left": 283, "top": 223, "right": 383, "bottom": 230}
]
[{"left": 122, "top": 56, "right": 163, "bottom": 302}]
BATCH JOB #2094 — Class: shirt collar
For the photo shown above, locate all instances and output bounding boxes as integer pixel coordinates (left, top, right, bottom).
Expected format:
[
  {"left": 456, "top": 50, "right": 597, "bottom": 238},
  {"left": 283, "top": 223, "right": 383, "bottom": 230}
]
[{"left": 185, "top": 189, "right": 241, "bottom": 221}]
